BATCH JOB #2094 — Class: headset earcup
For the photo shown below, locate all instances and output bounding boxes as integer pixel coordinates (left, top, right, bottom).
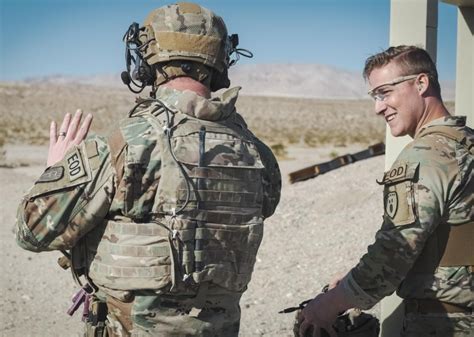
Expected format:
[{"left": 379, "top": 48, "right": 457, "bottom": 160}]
[
  {"left": 210, "top": 68, "right": 230, "bottom": 91},
  {"left": 138, "top": 62, "right": 156, "bottom": 86}
]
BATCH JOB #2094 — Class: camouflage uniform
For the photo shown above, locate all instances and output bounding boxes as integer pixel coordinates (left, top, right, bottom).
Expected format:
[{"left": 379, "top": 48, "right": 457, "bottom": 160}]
[
  {"left": 16, "top": 85, "right": 281, "bottom": 337},
  {"left": 340, "top": 116, "right": 473, "bottom": 336}
]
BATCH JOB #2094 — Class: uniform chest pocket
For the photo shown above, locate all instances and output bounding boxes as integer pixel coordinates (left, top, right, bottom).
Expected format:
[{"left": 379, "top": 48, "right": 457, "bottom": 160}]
[{"left": 381, "top": 162, "right": 419, "bottom": 226}]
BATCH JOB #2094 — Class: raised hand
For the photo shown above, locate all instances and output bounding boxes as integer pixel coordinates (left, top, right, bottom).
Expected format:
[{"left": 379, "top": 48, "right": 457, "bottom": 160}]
[{"left": 47, "top": 109, "right": 93, "bottom": 167}]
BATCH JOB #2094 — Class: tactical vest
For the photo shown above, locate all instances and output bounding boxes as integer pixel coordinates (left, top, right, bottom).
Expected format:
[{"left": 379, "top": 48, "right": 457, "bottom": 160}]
[
  {"left": 89, "top": 103, "right": 265, "bottom": 292},
  {"left": 409, "top": 125, "right": 474, "bottom": 273}
]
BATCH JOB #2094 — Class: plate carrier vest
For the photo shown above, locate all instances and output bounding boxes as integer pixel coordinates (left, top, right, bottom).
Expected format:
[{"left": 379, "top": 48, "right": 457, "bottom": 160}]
[{"left": 88, "top": 101, "right": 266, "bottom": 292}]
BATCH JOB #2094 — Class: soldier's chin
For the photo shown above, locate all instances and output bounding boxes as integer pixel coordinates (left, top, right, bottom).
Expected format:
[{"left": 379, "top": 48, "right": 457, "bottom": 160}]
[{"left": 389, "top": 126, "right": 406, "bottom": 138}]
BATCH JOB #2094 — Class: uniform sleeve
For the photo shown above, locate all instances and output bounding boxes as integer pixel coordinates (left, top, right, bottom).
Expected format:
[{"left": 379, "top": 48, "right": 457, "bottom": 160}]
[
  {"left": 340, "top": 139, "right": 459, "bottom": 309},
  {"left": 15, "top": 135, "right": 116, "bottom": 252},
  {"left": 255, "top": 139, "right": 282, "bottom": 218},
  {"left": 231, "top": 111, "right": 282, "bottom": 218}
]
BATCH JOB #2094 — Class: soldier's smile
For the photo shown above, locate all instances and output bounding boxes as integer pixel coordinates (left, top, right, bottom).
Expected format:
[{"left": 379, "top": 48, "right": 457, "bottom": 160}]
[{"left": 385, "top": 112, "right": 396, "bottom": 123}]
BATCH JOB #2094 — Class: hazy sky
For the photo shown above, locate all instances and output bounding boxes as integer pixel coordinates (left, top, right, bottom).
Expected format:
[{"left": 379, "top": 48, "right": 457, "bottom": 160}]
[{"left": 0, "top": 0, "right": 458, "bottom": 81}]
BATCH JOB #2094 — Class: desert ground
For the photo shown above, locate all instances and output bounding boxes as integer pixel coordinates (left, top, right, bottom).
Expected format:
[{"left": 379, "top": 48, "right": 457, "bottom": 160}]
[{"left": 0, "top": 82, "right": 454, "bottom": 336}]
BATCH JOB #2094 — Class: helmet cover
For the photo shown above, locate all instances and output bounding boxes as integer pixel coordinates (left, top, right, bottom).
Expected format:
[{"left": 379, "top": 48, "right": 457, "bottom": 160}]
[{"left": 139, "top": 2, "right": 231, "bottom": 73}]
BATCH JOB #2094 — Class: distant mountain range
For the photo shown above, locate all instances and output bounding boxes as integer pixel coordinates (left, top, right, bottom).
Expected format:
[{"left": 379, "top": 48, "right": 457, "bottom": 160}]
[{"left": 18, "top": 64, "right": 455, "bottom": 100}]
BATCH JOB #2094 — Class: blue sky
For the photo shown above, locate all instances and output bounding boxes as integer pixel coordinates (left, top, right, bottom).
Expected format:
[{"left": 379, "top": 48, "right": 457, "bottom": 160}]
[{"left": 0, "top": 0, "right": 458, "bottom": 81}]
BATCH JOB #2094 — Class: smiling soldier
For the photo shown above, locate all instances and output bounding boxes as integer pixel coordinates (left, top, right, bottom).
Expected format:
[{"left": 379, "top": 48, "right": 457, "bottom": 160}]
[{"left": 297, "top": 46, "right": 473, "bottom": 337}]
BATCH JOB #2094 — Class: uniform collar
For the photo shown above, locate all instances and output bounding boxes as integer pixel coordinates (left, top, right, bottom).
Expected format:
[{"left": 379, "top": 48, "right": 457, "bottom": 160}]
[{"left": 155, "top": 86, "right": 241, "bottom": 121}]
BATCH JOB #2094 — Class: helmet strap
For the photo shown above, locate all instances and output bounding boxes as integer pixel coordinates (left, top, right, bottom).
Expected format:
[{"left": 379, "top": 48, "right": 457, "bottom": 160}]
[{"left": 155, "top": 61, "right": 212, "bottom": 88}]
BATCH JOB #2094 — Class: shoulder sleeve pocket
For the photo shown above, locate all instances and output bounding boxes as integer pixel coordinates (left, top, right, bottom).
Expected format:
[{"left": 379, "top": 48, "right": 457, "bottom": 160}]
[
  {"left": 29, "top": 145, "right": 92, "bottom": 199},
  {"left": 382, "top": 162, "right": 419, "bottom": 226}
]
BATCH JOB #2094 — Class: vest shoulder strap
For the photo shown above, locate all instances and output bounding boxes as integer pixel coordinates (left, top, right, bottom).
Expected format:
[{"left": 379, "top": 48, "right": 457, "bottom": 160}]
[
  {"left": 418, "top": 125, "right": 473, "bottom": 153},
  {"left": 107, "top": 129, "right": 126, "bottom": 186},
  {"left": 418, "top": 125, "right": 464, "bottom": 141}
]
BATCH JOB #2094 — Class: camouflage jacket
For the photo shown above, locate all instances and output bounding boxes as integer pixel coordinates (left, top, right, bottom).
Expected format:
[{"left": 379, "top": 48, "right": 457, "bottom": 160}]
[
  {"left": 341, "top": 116, "right": 473, "bottom": 309},
  {"left": 15, "top": 86, "right": 281, "bottom": 255}
]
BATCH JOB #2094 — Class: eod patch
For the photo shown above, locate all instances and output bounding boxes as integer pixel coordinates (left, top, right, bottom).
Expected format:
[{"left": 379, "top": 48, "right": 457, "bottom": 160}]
[
  {"left": 382, "top": 164, "right": 407, "bottom": 183},
  {"left": 66, "top": 149, "right": 86, "bottom": 182}
]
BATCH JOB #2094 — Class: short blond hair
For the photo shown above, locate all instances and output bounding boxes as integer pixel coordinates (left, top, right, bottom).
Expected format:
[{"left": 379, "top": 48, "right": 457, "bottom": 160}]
[{"left": 363, "top": 45, "right": 441, "bottom": 98}]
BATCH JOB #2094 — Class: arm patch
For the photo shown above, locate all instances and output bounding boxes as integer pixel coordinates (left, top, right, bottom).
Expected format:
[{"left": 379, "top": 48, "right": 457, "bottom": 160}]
[
  {"left": 29, "top": 145, "right": 92, "bottom": 199},
  {"left": 382, "top": 162, "right": 419, "bottom": 226},
  {"left": 37, "top": 167, "right": 64, "bottom": 183},
  {"left": 66, "top": 148, "right": 86, "bottom": 182}
]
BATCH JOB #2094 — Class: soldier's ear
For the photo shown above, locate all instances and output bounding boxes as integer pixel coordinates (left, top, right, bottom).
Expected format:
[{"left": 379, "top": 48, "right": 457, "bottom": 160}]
[{"left": 417, "top": 74, "right": 429, "bottom": 95}]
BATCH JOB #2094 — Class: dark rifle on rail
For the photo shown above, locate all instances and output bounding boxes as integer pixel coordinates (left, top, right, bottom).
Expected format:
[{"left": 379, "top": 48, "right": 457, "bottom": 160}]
[{"left": 289, "top": 142, "right": 385, "bottom": 184}]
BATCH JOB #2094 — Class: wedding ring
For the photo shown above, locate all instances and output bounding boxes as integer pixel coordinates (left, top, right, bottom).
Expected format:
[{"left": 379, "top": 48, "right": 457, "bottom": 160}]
[{"left": 59, "top": 132, "right": 67, "bottom": 137}]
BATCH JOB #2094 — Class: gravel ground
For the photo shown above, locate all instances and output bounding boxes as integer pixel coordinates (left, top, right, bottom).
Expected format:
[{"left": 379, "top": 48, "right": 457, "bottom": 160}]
[{"left": 1, "top": 144, "right": 384, "bottom": 337}]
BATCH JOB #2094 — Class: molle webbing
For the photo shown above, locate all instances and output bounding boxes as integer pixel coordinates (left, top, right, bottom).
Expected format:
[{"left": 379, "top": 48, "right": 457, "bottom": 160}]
[
  {"left": 92, "top": 108, "right": 266, "bottom": 292},
  {"left": 175, "top": 167, "right": 263, "bottom": 211},
  {"left": 88, "top": 220, "right": 172, "bottom": 291},
  {"left": 153, "top": 111, "right": 265, "bottom": 290}
]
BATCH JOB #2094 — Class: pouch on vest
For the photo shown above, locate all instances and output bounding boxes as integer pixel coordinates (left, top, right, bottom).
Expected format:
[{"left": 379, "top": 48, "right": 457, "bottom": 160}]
[{"left": 88, "top": 219, "right": 173, "bottom": 291}]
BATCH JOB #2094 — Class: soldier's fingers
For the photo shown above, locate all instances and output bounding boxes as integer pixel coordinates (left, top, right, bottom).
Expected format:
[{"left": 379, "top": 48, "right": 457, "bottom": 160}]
[
  {"left": 74, "top": 113, "right": 93, "bottom": 144},
  {"left": 66, "top": 109, "right": 83, "bottom": 140},
  {"left": 49, "top": 121, "right": 57, "bottom": 145},
  {"left": 58, "top": 113, "right": 72, "bottom": 140}
]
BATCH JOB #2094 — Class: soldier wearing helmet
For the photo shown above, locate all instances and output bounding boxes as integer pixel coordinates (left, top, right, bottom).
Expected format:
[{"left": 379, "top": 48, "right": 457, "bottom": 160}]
[{"left": 15, "top": 3, "right": 281, "bottom": 336}]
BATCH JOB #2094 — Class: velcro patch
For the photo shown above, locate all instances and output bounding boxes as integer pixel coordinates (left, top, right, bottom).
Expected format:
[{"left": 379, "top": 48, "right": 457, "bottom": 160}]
[
  {"left": 66, "top": 149, "right": 86, "bottom": 182},
  {"left": 385, "top": 191, "right": 398, "bottom": 219},
  {"left": 36, "top": 166, "right": 64, "bottom": 183},
  {"left": 383, "top": 181, "right": 416, "bottom": 226},
  {"left": 382, "top": 164, "right": 407, "bottom": 184}
]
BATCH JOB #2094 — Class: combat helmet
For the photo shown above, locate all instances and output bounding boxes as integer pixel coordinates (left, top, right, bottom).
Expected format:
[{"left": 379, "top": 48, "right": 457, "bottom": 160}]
[{"left": 121, "top": 2, "right": 252, "bottom": 94}]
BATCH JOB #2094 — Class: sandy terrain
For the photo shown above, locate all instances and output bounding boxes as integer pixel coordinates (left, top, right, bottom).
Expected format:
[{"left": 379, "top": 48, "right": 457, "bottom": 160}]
[
  {"left": 0, "top": 82, "right": 387, "bottom": 148},
  {"left": 0, "top": 142, "right": 384, "bottom": 337}
]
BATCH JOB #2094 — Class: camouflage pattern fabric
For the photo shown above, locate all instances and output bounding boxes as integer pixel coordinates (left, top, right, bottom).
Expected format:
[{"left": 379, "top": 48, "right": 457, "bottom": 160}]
[
  {"left": 401, "top": 312, "right": 473, "bottom": 337},
  {"left": 141, "top": 3, "right": 230, "bottom": 72},
  {"left": 16, "top": 136, "right": 114, "bottom": 251},
  {"left": 98, "top": 283, "right": 241, "bottom": 337},
  {"left": 339, "top": 116, "right": 473, "bottom": 335},
  {"left": 106, "top": 295, "right": 133, "bottom": 337},
  {"left": 15, "top": 85, "right": 281, "bottom": 336},
  {"left": 129, "top": 282, "right": 242, "bottom": 337}
]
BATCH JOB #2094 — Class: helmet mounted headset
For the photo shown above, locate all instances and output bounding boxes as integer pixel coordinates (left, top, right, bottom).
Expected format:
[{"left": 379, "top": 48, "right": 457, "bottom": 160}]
[{"left": 121, "top": 2, "right": 253, "bottom": 96}]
